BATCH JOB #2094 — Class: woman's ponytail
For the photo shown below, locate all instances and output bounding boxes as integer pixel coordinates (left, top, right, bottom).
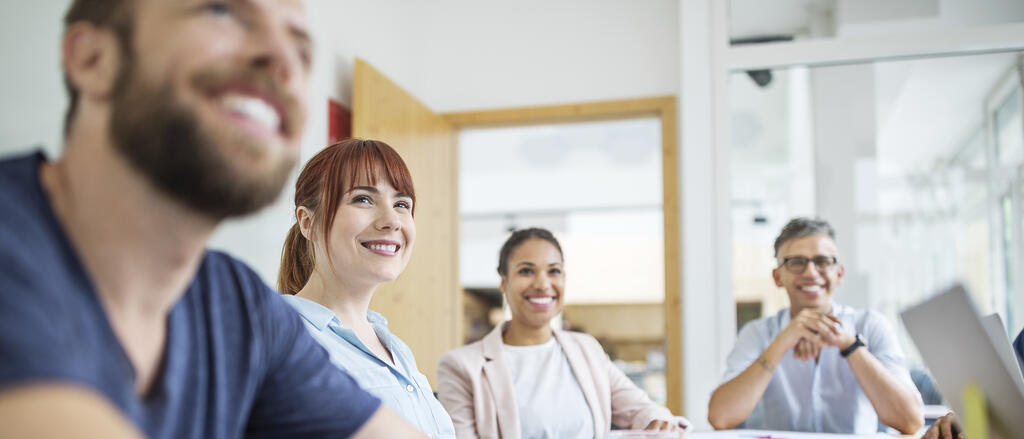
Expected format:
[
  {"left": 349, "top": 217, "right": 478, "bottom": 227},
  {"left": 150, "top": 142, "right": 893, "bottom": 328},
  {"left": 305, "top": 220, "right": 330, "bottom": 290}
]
[{"left": 277, "top": 222, "right": 314, "bottom": 295}]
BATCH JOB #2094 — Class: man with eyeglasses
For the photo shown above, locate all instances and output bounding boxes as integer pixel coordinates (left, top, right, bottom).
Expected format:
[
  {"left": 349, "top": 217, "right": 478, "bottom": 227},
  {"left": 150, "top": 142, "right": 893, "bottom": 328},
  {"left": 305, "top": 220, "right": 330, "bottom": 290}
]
[{"left": 708, "top": 218, "right": 924, "bottom": 435}]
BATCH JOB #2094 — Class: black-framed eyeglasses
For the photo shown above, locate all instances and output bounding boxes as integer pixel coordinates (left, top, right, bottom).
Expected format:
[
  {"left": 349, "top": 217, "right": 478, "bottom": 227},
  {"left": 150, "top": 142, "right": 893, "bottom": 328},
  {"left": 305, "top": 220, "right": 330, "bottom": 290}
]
[{"left": 778, "top": 255, "right": 838, "bottom": 274}]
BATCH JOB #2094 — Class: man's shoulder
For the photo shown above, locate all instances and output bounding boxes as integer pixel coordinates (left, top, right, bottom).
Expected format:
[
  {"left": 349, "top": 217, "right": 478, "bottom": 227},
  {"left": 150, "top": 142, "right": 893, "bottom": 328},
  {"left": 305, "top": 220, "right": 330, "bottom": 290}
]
[
  {"left": 834, "top": 302, "right": 893, "bottom": 330},
  {"left": 184, "top": 250, "right": 294, "bottom": 344},
  {"left": 194, "top": 250, "right": 276, "bottom": 298},
  {"left": 740, "top": 310, "right": 784, "bottom": 333},
  {"left": 198, "top": 249, "right": 262, "bottom": 278},
  {"left": 0, "top": 150, "right": 45, "bottom": 181},
  {"left": 0, "top": 150, "right": 46, "bottom": 199},
  {"left": 0, "top": 151, "right": 54, "bottom": 238},
  {"left": 0, "top": 152, "right": 84, "bottom": 309}
]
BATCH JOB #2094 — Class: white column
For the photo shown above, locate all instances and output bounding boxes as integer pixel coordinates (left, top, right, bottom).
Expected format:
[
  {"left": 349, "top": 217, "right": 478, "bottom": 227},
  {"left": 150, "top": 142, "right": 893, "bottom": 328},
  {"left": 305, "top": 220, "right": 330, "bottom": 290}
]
[
  {"left": 810, "top": 64, "right": 878, "bottom": 310},
  {"left": 678, "top": 0, "right": 734, "bottom": 428}
]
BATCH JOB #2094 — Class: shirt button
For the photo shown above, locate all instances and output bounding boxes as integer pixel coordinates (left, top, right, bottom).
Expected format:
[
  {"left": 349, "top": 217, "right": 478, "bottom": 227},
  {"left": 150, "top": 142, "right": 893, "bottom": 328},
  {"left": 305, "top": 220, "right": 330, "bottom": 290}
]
[{"left": 406, "top": 384, "right": 415, "bottom": 392}]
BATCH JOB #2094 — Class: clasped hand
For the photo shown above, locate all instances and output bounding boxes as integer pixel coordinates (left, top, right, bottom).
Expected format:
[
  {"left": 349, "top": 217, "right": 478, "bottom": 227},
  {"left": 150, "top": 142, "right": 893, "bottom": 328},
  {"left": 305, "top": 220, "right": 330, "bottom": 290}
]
[{"left": 780, "top": 309, "right": 855, "bottom": 362}]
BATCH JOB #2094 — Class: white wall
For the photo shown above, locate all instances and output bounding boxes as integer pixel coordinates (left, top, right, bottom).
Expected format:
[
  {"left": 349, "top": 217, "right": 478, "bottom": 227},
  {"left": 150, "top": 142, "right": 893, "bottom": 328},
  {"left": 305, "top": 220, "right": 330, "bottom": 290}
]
[
  {"left": 402, "top": 1, "right": 680, "bottom": 112},
  {"left": 0, "top": 0, "right": 71, "bottom": 159}
]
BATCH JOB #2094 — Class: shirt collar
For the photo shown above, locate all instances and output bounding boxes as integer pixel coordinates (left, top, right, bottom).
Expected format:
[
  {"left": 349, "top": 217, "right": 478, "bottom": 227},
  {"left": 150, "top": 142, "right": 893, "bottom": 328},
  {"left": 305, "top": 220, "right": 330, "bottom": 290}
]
[
  {"left": 282, "top": 295, "right": 390, "bottom": 331},
  {"left": 829, "top": 300, "right": 850, "bottom": 316},
  {"left": 366, "top": 310, "right": 388, "bottom": 326},
  {"left": 281, "top": 295, "right": 337, "bottom": 331}
]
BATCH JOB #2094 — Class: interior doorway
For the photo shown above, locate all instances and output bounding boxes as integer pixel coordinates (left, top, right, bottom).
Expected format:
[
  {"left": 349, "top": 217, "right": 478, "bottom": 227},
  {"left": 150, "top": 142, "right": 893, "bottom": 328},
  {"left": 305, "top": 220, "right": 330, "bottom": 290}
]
[
  {"left": 445, "top": 98, "right": 683, "bottom": 413},
  {"left": 351, "top": 57, "right": 682, "bottom": 413}
]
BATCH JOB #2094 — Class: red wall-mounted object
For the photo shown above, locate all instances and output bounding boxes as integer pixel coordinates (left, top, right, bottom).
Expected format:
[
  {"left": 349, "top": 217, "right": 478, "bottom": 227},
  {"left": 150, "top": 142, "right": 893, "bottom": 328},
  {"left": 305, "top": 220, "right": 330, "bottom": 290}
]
[{"left": 328, "top": 99, "right": 352, "bottom": 144}]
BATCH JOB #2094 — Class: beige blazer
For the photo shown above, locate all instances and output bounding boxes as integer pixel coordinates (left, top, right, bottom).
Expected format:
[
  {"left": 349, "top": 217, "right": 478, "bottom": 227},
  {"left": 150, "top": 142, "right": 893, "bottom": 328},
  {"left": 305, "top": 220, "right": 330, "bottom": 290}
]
[{"left": 437, "top": 322, "right": 689, "bottom": 439}]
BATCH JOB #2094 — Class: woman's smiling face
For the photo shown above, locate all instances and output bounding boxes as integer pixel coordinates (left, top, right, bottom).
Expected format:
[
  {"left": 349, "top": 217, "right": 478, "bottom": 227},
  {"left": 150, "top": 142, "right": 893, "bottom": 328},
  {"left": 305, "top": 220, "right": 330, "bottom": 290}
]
[
  {"left": 501, "top": 238, "right": 565, "bottom": 330},
  {"left": 313, "top": 179, "right": 416, "bottom": 288}
]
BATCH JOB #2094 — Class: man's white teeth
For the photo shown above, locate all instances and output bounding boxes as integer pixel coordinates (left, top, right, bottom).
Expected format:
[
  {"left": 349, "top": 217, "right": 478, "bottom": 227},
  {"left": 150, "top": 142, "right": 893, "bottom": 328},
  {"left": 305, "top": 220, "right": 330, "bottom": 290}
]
[
  {"left": 368, "top": 244, "right": 398, "bottom": 253},
  {"left": 222, "top": 94, "right": 280, "bottom": 132},
  {"left": 528, "top": 296, "right": 554, "bottom": 304}
]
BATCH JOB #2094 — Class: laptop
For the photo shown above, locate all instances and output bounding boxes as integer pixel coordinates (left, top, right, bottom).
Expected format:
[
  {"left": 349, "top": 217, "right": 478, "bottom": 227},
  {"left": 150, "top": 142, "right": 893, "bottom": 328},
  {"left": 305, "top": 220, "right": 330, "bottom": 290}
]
[
  {"left": 980, "top": 313, "right": 1024, "bottom": 390},
  {"left": 901, "top": 284, "right": 1024, "bottom": 439}
]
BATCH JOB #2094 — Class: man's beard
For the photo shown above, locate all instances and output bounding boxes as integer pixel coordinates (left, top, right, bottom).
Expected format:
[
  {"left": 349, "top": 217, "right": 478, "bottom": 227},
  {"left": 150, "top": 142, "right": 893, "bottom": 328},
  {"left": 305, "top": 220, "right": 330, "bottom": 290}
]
[{"left": 108, "top": 56, "right": 297, "bottom": 221}]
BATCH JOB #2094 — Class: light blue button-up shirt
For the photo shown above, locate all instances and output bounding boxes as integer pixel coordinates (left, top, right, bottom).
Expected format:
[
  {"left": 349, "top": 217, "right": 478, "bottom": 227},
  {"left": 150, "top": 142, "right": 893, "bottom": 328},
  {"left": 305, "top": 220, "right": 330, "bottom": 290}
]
[
  {"left": 720, "top": 301, "right": 922, "bottom": 434},
  {"left": 282, "top": 295, "right": 456, "bottom": 439}
]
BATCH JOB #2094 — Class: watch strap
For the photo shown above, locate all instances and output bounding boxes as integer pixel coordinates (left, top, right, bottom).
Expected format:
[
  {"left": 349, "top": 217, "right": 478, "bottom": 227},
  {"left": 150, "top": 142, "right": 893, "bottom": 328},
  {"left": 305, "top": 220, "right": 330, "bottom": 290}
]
[{"left": 840, "top": 334, "right": 864, "bottom": 357}]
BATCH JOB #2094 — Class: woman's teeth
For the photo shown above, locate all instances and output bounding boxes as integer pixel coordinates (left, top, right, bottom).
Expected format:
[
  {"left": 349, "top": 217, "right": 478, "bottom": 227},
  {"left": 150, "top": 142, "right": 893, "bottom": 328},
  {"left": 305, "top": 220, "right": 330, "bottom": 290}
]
[
  {"left": 527, "top": 296, "right": 554, "bottom": 304},
  {"left": 367, "top": 244, "right": 398, "bottom": 252},
  {"left": 221, "top": 94, "right": 281, "bottom": 133}
]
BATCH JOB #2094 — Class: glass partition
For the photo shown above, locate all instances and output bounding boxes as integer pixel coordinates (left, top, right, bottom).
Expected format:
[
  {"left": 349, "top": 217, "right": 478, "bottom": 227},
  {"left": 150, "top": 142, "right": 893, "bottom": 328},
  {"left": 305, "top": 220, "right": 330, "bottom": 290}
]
[
  {"left": 728, "top": 0, "right": 1024, "bottom": 44},
  {"left": 729, "top": 51, "right": 1024, "bottom": 369}
]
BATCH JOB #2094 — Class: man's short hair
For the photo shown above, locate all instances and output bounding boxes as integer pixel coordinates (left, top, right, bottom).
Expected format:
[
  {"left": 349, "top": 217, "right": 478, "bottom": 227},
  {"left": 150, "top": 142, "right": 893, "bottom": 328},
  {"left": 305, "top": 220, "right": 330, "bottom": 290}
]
[
  {"left": 773, "top": 217, "right": 836, "bottom": 257},
  {"left": 63, "top": 0, "right": 133, "bottom": 135}
]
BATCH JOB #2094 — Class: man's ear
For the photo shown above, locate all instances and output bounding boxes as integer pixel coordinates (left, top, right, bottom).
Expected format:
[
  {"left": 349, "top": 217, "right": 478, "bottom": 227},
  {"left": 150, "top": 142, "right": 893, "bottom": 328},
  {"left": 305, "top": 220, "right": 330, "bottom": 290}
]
[
  {"left": 772, "top": 268, "right": 784, "bottom": 287},
  {"left": 834, "top": 264, "right": 845, "bottom": 285},
  {"left": 296, "top": 206, "right": 315, "bottom": 241},
  {"left": 63, "top": 22, "right": 122, "bottom": 103}
]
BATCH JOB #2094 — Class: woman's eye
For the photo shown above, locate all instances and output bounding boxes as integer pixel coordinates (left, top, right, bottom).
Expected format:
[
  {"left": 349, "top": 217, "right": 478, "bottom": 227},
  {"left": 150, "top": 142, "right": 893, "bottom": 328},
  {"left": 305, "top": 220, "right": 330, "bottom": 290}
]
[
  {"left": 395, "top": 200, "right": 412, "bottom": 210},
  {"left": 518, "top": 268, "right": 533, "bottom": 275},
  {"left": 352, "top": 195, "right": 372, "bottom": 205},
  {"left": 203, "top": 2, "right": 233, "bottom": 16},
  {"left": 549, "top": 268, "right": 562, "bottom": 275}
]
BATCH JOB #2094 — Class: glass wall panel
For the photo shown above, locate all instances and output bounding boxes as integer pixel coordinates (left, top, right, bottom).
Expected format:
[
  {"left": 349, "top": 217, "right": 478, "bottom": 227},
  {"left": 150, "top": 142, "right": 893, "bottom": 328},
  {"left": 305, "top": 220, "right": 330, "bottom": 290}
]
[
  {"left": 728, "top": 0, "right": 1024, "bottom": 44},
  {"left": 729, "top": 51, "right": 1024, "bottom": 372}
]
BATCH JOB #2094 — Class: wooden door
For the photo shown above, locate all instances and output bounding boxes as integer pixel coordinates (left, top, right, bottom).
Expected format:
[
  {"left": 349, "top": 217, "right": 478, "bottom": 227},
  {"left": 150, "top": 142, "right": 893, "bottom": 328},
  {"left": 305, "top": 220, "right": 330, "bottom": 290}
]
[{"left": 352, "top": 58, "right": 459, "bottom": 387}]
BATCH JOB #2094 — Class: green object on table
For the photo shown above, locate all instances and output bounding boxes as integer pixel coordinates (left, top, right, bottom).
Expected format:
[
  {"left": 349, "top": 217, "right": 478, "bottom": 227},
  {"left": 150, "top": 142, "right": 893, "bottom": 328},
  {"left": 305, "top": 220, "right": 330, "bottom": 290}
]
[{"left": 962, "top": 382, "right": 988, "bottom": 439}]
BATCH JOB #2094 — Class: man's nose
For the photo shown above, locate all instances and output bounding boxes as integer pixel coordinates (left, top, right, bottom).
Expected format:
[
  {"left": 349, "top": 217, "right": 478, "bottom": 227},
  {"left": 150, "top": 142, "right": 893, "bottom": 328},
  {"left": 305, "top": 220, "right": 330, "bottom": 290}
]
[{"left": 246, "top": 17, "right": 304, "bottom": 87}]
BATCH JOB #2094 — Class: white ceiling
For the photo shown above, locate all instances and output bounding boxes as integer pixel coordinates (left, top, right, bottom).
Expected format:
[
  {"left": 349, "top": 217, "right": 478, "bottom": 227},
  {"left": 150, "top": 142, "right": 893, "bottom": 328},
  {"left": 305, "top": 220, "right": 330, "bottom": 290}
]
[
  {"left": 875, "top": 52, "right": 1019, "bottom": 177},
  {"left": 729, "top": 0, "right": 1024, "bottom": 212},
  {"left": 730, "top": 0, "right": 1024, "bottom": 41}
]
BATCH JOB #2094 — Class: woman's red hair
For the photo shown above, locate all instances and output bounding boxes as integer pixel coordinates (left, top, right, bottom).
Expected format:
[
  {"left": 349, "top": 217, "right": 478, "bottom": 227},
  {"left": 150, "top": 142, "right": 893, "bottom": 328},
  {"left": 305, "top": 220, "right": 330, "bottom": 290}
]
[{"left": 277, "top": 138, "right": 416, "bottom": 295}]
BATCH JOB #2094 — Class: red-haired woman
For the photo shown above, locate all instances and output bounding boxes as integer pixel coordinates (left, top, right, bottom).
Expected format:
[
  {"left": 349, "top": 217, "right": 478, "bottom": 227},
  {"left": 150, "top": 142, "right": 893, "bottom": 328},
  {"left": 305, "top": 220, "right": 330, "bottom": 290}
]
[{"left": 278, "top": 138, "right": 455, "bottom": 438}]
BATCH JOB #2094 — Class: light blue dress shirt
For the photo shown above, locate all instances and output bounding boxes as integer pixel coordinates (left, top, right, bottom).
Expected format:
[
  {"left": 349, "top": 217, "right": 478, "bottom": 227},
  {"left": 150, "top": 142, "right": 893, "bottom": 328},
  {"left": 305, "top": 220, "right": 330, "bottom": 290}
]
[
  {"left": 720, "top": 301, "right": 922, "bottom": 434},
  {"left": 282, "top": 295, "right": 456, "bottom": 439}
]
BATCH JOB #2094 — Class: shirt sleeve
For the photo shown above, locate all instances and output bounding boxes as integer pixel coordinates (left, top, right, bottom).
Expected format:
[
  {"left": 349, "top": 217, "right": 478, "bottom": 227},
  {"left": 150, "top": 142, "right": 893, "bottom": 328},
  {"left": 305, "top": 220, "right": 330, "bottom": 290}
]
[
  {"left": 860, "top": 310, "right": 922, "bottom": 404},
  {"left": 587, "top": 334, "right": 677, "bottom": 430},
  {"left": 245, "top": 288, "right": 381, "bottom": 438},
  {"left": 721, "top": 320, "right": 767, "bottom": 383}
]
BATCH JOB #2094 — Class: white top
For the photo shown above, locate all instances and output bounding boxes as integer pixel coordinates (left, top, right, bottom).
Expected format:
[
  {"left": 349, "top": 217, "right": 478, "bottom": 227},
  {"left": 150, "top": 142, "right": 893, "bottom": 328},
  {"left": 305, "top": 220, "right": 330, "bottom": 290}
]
[
  {"left": 503, "top": 338, "right": 596, "bottom": 439},
  {"left": 720, "top": 301, "right": 922, "bottom": 434}
]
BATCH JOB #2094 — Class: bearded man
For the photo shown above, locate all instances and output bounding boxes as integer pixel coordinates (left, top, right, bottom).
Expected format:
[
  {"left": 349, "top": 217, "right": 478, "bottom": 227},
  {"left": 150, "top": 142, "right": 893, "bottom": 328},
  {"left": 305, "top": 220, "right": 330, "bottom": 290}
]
[{"left": 0, "top": 1, "right": 425, "bottom": 437}]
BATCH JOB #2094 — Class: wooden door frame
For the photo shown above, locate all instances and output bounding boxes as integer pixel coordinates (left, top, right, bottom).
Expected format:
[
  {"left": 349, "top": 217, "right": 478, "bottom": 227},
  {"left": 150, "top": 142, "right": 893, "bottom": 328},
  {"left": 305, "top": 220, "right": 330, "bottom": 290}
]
[{"left": 444, "top": 96, "right": 684, "bottom": 414}]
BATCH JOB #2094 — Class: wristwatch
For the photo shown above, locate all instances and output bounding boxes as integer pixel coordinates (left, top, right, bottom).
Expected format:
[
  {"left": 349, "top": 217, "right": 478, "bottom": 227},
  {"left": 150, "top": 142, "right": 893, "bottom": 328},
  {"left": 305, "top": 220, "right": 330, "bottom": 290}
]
[{"left": 840, "top": 333, "right": 866, "bottom": 357}]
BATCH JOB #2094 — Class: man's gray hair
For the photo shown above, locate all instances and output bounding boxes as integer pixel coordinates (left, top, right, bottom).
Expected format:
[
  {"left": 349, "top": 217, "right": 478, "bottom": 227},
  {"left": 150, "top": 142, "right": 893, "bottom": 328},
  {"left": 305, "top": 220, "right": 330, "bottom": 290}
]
[{"left": 773, "top": 217, "right": 836, "bottom": 256}]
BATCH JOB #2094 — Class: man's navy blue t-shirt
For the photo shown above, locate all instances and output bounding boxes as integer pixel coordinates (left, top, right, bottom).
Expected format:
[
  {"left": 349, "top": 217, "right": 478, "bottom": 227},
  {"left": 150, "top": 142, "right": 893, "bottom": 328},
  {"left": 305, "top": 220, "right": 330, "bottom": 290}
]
[{"left": 0, "top": 152, "right": 381, "bottom": 438}]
